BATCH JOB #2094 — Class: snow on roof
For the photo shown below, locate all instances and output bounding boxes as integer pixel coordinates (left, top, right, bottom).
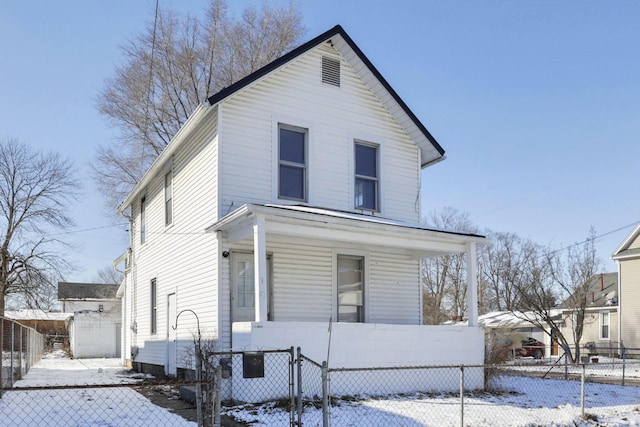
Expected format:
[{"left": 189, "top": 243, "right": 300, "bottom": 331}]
[
  {"left": 4, "top": 309, "right": 72, "bottom": 321},
  {"left": 445, "top": 310, "right": 562, "bottom": 329}
]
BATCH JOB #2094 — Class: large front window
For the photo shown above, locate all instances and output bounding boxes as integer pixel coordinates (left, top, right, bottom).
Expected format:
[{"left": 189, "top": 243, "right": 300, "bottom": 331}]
[
  {"left": 279, "top": 124, "right": 307, "bottom": 201},
  {"left": 355, "top": 142, "right": 379, "bottom": 211},
  {"left": 337, "top": 255, "right": 364, "bottom": 323}
]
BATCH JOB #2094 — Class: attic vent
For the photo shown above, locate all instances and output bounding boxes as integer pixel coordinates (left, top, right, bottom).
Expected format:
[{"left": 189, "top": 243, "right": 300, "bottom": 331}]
[{"left": 322, "top": 56, "right": 340, "bottom": 87}]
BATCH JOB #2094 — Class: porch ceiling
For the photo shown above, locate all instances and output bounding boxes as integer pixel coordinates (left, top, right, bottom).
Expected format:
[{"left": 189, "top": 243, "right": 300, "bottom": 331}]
[{"left": 206, "top": 204, "right": 486, "bottom": 258}]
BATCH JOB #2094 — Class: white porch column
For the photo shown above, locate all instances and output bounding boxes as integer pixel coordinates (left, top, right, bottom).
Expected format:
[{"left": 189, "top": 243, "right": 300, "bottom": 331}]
[
  {"left": 253, "top": 215, "right": 268, "bottom": 322},
  {"left": 466, "top": 242, "right": 479, "bottom": 327}
]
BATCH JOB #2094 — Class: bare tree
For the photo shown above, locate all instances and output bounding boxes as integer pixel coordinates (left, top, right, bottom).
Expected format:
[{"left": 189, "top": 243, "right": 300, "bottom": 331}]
[
  {"left": 512, "top": 229, "right": 601, "bottom": 363},
  {"left": 0, "top": 138, "right": 78, "bottom": 316},
  {"left": 94, "top": 0, "right": 306, "bottom": 210},
  {"left": 422, "top": 207, "right": 478, "bottom": 324},
  {"left": 93, "top": 266, "right": 124, "bottom": 285},
  {"left": 480, "top": 231, "right": 536, "bottom": 312}
]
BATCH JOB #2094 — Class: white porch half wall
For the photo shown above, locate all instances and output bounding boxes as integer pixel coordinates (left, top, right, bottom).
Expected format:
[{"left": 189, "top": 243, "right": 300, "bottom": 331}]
[
  {"left": 227, "top": 321, "right": 484, "bottom": 401},
  {"left": 233, "top": 321, "right": 485, "bottom": 367}
]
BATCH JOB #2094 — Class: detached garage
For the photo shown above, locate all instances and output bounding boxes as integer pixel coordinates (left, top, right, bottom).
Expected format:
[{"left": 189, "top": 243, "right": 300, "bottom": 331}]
[{"left": 58, "top": 282, "right": 121, "bottom": 358}]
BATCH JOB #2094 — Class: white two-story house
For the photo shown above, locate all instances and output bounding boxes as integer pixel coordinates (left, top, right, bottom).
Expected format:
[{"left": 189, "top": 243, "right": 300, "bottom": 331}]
[{"left": 116, "top": 25, "right": 487, "bottom": 381}]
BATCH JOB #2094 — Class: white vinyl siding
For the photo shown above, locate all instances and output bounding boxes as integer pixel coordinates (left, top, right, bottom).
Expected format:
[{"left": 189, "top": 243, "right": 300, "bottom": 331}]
[
  {"left": 126, "top": 107, "right": 220, "bottom": 367},
  {"left": 219, "top": 43, "right": 420, "bottom": 222}
]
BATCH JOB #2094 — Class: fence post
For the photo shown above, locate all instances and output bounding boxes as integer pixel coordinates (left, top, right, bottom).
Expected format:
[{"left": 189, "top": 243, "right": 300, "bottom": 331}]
[
  {"left": 622, "top": 346, "right": 626, "bottom": 386},
  {"left": 322, "top": 361, "right": 329, "bottom": 427},
  {"left": 213, "top": 367, "right": 221, "bottom": 427},
  {"left": 580, "top": 363, "right": 585, "bottom": 418},
  {"left": 0, "top": 318, "right": 3, "bottom": 395},
  {"left": 460, "top": 365, "right": 465, "bottom": 427},
  {"left": 289, "top": 347, "right": 295, "bottom": 427},
  {"left": 296, "top": 347, "right": 302, "bottom": 427},
  {"left": 19, "top": 325, "right": 23, "bottom": 379},
  {"left": 10, "top": 320, "right": 15, "bottom": 387},
  {"left": 195, "top": 342, "right": 203, "bottom": 427},
  {"left": 564, "top": 353, "right": 568, "bottom": 380}
]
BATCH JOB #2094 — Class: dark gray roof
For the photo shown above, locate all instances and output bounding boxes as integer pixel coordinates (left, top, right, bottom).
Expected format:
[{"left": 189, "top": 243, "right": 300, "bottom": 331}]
[
  {"left": 557, "top": 273, "right": 618, "bottom": 309},
  {"left": 57, "top": 282, "right": 119, "bottom": 300}
]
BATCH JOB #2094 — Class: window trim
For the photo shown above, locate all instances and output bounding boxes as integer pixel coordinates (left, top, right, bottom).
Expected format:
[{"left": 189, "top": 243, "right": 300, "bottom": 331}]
[
  {"left": 164, "top": 168, "right": 173, "bottom": 226},
  {"left": 354, "top": 140, "right": 380, "bottom": 212},
  {"left": 278, "top": 123, "right": 308, "bottom": 202},
  {"left": 599, "top": 311, "right": 610, "bottom": 340},
  {"left": 333, "top": 249, "right": 369, "bottom": 323},
  {"left": 150, "top": 278, "right": 157, "bottom": 335}
]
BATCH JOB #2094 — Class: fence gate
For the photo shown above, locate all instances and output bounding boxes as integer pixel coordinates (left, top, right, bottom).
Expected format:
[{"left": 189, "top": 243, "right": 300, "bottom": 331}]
[{"left": 208, "top": 348, "right": 295, "bottom": 426}]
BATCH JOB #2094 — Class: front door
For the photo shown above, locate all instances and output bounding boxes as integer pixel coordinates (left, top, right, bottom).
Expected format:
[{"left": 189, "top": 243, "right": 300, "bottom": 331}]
[
  {"left": 166, "top": 293, "right": 177, "bottom": 376},
  {"left": 231, "top": 253, "right": 271, "bottom": 323}
]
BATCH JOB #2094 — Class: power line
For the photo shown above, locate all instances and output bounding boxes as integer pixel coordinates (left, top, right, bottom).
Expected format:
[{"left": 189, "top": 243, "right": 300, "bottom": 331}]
[
  {"left": 45, "top": 223, "right": 128, "bottom": 237},
  {"left": 544, "top": 220, "right": 638, "bottom": 256}
]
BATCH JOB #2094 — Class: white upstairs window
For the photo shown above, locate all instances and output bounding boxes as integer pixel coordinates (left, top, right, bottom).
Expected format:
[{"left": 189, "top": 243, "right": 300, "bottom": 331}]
[
  {"left": 354, "top": 142, "right": 379, "bottom": 211},
  {"left": 278, "top": 124, "right": 308, "bottom": 202}
]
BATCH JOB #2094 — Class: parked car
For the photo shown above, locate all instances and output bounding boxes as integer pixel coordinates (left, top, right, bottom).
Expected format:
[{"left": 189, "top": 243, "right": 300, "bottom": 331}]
[{"left": 515, "top": 337, "right": 545, "bottom": 359}]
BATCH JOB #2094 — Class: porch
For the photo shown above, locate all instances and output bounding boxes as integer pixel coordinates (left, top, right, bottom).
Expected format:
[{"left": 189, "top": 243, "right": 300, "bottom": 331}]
[{"left": 207, "top": 203, "right": 487, "bottom": 364}]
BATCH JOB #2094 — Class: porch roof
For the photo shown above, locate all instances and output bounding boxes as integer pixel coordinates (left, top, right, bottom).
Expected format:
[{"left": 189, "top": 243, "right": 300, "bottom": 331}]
[{"left": 205, "top": 204, "right": 486, "bottom": 258}]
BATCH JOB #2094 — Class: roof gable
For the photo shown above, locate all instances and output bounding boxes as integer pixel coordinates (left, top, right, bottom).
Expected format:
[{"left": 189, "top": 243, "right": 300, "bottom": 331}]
[
  {"left": 207, "top": 25, "right": 445, "bottom": 167},
  {"left": 612, "top": 223, "right": 640, "bottom": 260},
  {"left": 556, "top": 272, "right": 618, "bottom": 309}
]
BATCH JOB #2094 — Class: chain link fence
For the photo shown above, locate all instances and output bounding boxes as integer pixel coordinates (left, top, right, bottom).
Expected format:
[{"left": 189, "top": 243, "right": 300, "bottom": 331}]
[
  {"left": 3, "top": 345, "right": 640, "bottom": 426},
  {"left": 0, "top": 380, "right": 205, "bottom": 426},
  {"left": 1, "top": 317, "right": 45, "bottom": 389}
]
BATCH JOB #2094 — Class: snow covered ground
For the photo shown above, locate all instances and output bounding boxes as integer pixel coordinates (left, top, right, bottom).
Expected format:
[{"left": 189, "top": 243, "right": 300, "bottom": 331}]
[
  {"left": 0, "top": 350, "right": 195, "bottom": 426},
  {"left": 3, "top": 351, "right": 640, "bottom": 426}
]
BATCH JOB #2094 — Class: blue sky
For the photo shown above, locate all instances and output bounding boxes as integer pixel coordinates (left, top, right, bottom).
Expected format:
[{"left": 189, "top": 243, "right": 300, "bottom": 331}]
[{"left": 1, "top": 1, "right": 639, "bottom": 281}]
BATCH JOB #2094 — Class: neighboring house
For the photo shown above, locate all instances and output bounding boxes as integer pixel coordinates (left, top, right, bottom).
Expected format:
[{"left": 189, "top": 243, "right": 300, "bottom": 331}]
[
  {"left": 58, "top": 282, "right": 121, "bottom": 358},
  {"left": 613, "top": 223, "right": 640, "bottom": 350},
  {"left": 556, "top": 273, "right": 619, "bottom": 356},
  {"left": 116, "top": 25, "right": 487, "bottom": 389}
]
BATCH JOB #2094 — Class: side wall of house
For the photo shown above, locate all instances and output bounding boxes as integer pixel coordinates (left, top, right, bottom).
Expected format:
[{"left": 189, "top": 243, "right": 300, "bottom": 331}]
[
  {"left": 125, "top": 107, "right": 220, "bottom": 371},
  {"left": 620, "top": 256, "right": 640, "bottom": 349},
  {"left": 219, "top": 43, "right": 421, "bottom": 223}
]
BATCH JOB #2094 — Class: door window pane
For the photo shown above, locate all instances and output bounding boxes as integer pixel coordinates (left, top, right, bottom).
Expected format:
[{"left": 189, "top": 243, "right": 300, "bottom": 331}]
[
  {"left": 337, "top": 255, "right": 364, "bottom": 323},
  {"left": 236, "top": 260, "right": 255, "bottom": 308}
]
